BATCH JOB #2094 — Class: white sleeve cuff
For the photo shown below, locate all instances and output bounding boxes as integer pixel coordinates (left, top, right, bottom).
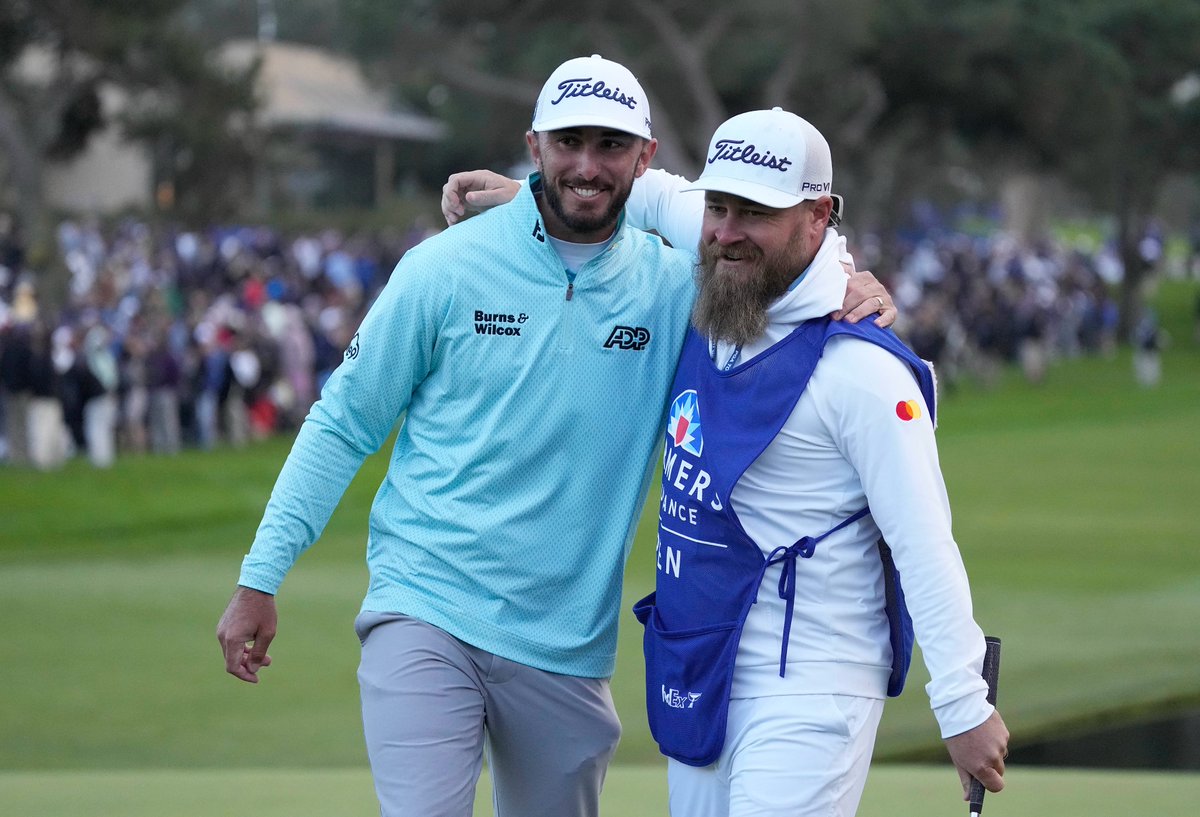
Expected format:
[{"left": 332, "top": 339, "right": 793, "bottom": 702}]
[{"left": 933, "top": 692, "right": 995, "bottom": 739}]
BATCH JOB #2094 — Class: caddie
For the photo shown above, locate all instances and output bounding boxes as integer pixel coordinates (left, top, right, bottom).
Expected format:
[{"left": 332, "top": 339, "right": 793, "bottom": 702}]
[{"left": 631, "top": 108, "right": 1009, "bottom": 817}]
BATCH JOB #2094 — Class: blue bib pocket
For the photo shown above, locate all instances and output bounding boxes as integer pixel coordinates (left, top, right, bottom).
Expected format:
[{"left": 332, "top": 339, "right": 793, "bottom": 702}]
[{"left": 634, "top": 591, "right": 746, "bottom": 767}]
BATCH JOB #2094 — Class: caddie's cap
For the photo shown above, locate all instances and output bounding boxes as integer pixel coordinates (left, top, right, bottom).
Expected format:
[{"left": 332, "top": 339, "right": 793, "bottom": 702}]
[
  {"left": 532, "top": 54, "right": 652, "bottom": 139},
  {"left": 685, "top": 107, "right": 832, "bottom": 209}
]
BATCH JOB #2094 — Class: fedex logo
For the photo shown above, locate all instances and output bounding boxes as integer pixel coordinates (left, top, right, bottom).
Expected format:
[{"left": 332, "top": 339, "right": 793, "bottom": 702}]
[{"left": 662, "top": 686, "right": 703, "bottom": 709}]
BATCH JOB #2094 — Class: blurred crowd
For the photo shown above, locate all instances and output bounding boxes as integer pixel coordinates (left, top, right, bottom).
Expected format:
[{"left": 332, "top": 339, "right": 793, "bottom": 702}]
[
  {"left": 0, "top": 214, "right": 435, "bottom": 470},
  {"left": 858, "top": 230, "right": 1130, "bottom": 391},
  {"left": 0, "top": 209, "right": 1180, "bottom": 470}
]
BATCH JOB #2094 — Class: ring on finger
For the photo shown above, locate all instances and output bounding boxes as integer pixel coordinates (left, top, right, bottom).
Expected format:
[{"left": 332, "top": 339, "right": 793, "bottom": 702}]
[{"left": 874, "top": 296, "right": 885, "bottom": 310}]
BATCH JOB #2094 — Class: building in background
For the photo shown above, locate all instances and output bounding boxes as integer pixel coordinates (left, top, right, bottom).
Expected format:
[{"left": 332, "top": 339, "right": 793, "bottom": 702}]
[
  {"left": 220, "top": 40, "right": 448, "bottom": 211},
  {"left": 40, "top": 40, "right": 447, "bottom": 217}
]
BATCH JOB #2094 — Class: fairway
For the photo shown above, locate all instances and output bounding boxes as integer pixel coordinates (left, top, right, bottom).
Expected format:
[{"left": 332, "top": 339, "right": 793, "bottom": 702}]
[
  {"left": 1, "top": 280, "right": 1198, "bottom": 813},
  {"left": 2, "top": 764, "right": 1198, "bottom": 816}
]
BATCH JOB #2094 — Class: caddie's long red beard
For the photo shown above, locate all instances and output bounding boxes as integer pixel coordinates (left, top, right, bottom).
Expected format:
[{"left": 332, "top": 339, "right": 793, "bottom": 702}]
[{"left": 691, "top": 241, "right": 799, "bottom": 347}]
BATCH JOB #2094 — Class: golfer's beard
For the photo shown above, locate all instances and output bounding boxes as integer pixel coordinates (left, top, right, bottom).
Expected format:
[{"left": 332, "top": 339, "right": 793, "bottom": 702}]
[
  {"left": 542, "top": 174, "right": 631, "bottom": 235},
  {"left": 691, "top": 243, "right": 798, "bottom": 347}
]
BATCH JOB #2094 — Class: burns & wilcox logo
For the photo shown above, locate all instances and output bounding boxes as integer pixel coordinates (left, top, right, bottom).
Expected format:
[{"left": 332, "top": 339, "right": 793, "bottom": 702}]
[
  {"left": 666, "top": 389, "right": 703, "bottom": 456},
  {"left": 475, "top": 310, "right": 529, "bottom": 337},
  {"left": 344, "top": 332, "right": 360, "bottom": 360},
  {"left": 604, "top": 325, "right": 650, "bottom": 350},
  {"left": 662, "top": 686, "right": 702, "bottom": 709}
]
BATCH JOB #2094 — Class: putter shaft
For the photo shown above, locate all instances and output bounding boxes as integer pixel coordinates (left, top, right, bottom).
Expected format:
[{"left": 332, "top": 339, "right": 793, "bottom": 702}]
[{"left": 967, "top": 637, "right": 1002, "bottom": 817}]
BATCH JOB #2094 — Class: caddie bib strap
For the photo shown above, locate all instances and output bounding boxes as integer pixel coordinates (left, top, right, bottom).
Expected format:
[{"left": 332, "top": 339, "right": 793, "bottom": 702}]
[{"left": 767, "top": 506, "right": 870, "bottom": 677}]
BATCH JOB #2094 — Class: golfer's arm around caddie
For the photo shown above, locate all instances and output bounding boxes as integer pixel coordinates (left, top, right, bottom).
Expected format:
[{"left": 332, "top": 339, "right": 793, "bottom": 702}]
[{"left": 441, "top": 167, "right": 898, "bottom": 328}]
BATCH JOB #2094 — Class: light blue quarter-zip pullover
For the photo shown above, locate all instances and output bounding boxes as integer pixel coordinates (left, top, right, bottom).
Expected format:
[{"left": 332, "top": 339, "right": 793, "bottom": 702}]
[{"left": 238, "top": 175, "right": 696, "bottom": 677}]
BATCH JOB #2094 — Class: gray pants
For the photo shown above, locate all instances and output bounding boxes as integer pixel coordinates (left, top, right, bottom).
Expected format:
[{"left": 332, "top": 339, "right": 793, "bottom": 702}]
[{"left": 356, "top": 613, "right": 622, "bottom": 817}]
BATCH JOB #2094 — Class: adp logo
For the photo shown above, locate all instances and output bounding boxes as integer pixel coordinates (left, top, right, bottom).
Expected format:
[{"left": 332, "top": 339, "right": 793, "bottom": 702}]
[
  {"left": 666, "top": 389, "right": 703, "bottom": 456},
  {"left": 604, "top": 325, "right": 650, "bottom": 350}
]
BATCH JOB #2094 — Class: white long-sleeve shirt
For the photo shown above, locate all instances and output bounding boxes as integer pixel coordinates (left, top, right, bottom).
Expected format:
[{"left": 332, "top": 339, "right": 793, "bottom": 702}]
[
  {"left": 630, "top": 169, "right": 993, "bottom": 738},
  {"left": 625, "top": 168, "right": 706, "bottom": 252}
]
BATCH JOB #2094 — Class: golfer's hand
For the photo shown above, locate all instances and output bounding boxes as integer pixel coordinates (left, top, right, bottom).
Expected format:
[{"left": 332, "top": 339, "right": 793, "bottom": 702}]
[
  {"left": 833, "top": 269, "right": 896, "bottom": 328},
  {"left": 945, "top": 710, "right": 1009, "bottom": 799},
  {"left": 441, "top": 170, "right": 521, "bottom": 225},
  {"left": 216, "top": 586, "right": 277, "bottom": 683}
]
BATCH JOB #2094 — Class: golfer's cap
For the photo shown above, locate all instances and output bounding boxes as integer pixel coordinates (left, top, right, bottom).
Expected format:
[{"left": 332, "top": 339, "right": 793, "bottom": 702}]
[
  {"left": 532, "top": 54, "right": 652, "bottom": 140},
  {"left": 685, "top": 108, "right": 833, "bottom": 209}
]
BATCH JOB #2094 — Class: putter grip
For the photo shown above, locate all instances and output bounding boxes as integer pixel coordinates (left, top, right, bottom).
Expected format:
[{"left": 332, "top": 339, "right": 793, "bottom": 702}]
[{"left": 968, "top": 636, "right": 1002, "bottom": 815}]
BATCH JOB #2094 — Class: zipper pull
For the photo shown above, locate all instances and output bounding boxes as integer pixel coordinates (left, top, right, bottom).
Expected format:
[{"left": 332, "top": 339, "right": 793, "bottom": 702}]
[{"left": 565, "top": 281, "right": 574, "bottom": 301}]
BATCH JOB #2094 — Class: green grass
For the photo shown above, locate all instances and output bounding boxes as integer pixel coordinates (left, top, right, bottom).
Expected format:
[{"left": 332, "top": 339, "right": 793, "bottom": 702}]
[
  {"left": 1, "top": 279, "right": 1198, "bottom": 811},
  {"left": 1, "top": 764, "right": 1197, "bottom": 816}
]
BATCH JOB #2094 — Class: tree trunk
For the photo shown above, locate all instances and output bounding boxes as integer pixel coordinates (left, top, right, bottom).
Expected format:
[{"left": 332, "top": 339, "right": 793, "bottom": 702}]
[
  {"left": 0, "top": 87, "right": 49, "bottom": 270},
  {"left": 1115, "top": 206, "right": 1147, "bottom": 344}
]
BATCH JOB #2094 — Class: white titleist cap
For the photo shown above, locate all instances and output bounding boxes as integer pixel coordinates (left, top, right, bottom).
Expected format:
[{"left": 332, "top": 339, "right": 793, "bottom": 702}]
[
  {"left": 685, "top": 108, "right": 832, "bottom": 209},
  {"left": 531, "top": 54, "right": 652, "bottom": 139}
]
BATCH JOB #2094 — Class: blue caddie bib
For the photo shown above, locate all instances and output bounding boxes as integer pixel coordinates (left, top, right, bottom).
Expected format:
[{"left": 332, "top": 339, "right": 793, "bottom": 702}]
[{"left": 633, "top": 317, "right": 936, "bottom": 767}]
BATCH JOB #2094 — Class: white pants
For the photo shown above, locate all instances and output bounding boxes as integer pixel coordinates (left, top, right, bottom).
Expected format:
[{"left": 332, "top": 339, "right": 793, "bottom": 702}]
[
  {"left": 27, "top": 397, "right": 68, "bottom": 470},
  {"left": 84, "top": 394, "right": 117, "bottom": 468},
  {"left": 668, "top": 694, "right": 884, "bottom": 817}
]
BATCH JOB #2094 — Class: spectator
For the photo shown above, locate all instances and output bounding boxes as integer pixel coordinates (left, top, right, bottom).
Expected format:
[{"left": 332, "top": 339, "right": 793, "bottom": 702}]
[
  {"left": 192, "top": 321, "right": 231, "bottom": 449},
  {"left": 26, "top": 321, "right": 68, "bottom": 470},
  {"left": 119, "top": 326, "right": 150, "bottom": 454},
  {"left": 82, "top": 322, "right": 119, "bottom": 467},
  {"left": 146, "top": 327, "right": 183, "bottom": 455},
  {"left": 1, "top": 318, "right": 34, "bottom": 464},
  {"left": 1133, "top": 307, "right": 1164, "bottom": 388}
]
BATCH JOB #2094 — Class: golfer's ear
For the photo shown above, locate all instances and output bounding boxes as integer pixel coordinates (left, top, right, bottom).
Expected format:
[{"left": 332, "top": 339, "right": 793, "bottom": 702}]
[
  {"left": 526, "top": 131, "right": 542, "bottom": 166},
  {"left": 634, "top": 137, "right": 658, "bottom": 178}
]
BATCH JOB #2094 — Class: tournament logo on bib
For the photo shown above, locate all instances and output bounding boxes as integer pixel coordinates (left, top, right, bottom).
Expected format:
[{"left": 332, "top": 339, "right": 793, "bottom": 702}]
[{"left": 666, "top": 389, "right": 704, "bottom": 456}]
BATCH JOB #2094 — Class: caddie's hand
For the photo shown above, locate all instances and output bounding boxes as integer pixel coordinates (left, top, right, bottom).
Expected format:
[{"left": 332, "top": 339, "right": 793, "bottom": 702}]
[
  {"left": 216, "top": 586, "right": 277, "bottom": 684},
  {"left": 832, "top": 269, "right": 896, "bottom": 328},
  {"left": 441, "top": 170, "right": 521, "bottom": 226},
  {"left": 945, "top": 709, "right": 1009, "bottom": 799}
]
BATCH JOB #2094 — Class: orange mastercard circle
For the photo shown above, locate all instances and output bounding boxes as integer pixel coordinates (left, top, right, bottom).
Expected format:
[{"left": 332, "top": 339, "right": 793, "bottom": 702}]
[{"left": 896, "top": 400, "right": 922, "bottom": 421}]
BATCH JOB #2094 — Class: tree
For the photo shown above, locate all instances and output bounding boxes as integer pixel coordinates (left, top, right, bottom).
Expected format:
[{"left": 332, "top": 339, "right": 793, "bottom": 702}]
[
  {"left": 0, "top": 0, "right": 257, "bottom": 281},
  {"left": 863, "top": 0, "right": 1200, "bottom": 339},
  {"left": 313, "top": 0, "right": 877, "bottom": 179}
]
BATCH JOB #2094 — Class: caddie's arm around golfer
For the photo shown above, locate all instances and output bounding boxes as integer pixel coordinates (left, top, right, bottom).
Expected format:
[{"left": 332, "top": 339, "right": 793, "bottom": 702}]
[
  {"left": 439, "top": 168, "right": 899, "bottom": 328},
  {"left": 440, "top": 170, "right": 520, "bottom": 225},
  {"left": 837, "top": 268, "right": 896, "bottom": 327},
  {"left": 217, "top": 585, "right": 277, "bottom": 683},
  {"left": 945, "top": 709, "right": 1009, "bottom": 798}
]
